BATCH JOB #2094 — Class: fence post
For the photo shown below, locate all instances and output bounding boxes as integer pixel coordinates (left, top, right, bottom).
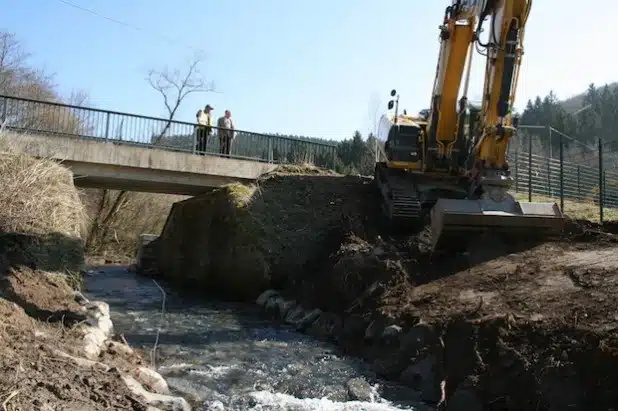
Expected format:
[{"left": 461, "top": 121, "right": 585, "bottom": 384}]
[
  {"left": 514, "top": 149, "right": 519, "bottom": 192},
  {"left": 192, "top": 129, "right": 197, "bottom": 155},
  {"left": 528, "top": 135, "right": 532, "bottom": 203},
  {"left": 547, "top": 126, "right": 552, "bottom": 197},
  {"left": 104, "top": 112, "right": 111, "bottom": 141},
  {"left": 332, "top": 147, "right": 336, "bottom": 170},
  {"left": 558, "top": 129, "right": 564, "bottom": 212},
  {"left": 598, "top": 137, "right": 604, "bottom": 224},
  {"left": 268, "top": 137, "right": 273, "bottom": 163},
  {"left": 577, "top": 166, "right": 582, "bottom": 199}
]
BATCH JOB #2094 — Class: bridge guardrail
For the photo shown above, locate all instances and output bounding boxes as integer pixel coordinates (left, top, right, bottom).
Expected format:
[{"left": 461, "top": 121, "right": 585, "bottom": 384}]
[{"left": 0, "top": 94, "right": 337, "bottom": 169}]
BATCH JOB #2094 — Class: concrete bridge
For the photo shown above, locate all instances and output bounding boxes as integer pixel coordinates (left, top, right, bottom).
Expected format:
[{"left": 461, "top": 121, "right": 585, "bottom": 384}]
[
  {"left": 0, "top": 94, "right": 337, "bottom": 195},
  {"left": 6, "top": 132, "right": 279, "bottom": 195}
]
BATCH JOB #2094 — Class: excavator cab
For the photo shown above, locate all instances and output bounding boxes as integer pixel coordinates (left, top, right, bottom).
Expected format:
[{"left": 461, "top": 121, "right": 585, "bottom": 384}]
[{"left": 384, "top": 123, "right": 422, "bottom": 166}]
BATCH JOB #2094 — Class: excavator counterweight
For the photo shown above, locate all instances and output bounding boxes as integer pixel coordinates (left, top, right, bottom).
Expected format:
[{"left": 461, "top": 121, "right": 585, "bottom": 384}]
[{"left": 375, "top": 0, "right": 566, "bottom": 253}]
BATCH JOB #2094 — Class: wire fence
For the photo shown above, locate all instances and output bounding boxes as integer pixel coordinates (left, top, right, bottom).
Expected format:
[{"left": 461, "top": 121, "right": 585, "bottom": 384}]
[
  {"left": 0, "top": 94, "right": 338, "bottom": 169},
  {"left": 509, "top": 125, "right": 618, "bottom": 222}
]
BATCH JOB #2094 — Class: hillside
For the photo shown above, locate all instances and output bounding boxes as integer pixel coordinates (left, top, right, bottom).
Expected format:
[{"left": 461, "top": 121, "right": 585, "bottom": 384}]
[{"left": 559, "top": 81, "right": 618, "bottom": 114}]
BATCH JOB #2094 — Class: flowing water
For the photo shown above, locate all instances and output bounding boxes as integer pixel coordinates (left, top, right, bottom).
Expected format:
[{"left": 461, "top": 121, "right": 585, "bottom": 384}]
[{"left": 83, "top": 266, "right": 430, "bottom": 411}]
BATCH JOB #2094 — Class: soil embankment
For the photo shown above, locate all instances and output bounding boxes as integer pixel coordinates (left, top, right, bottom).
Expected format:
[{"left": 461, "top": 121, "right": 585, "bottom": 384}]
[
  {"left": 0, "top": 233, "right": 146, "bottom": 410},
  {"left": 152, "top": 165, "right": 618, "bottom": 410},
  {"left": 0, "top": 144, "right": 188, "bottom": 410},
  {"left": 154, "top": 165, "right": 372, "bottom": 299}
]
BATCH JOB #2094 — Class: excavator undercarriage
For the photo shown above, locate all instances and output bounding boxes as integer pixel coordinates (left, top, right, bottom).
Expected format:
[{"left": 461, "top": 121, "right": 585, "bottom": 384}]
[{"left": 374, "top": 161, "right": 565, "bottom": 253}]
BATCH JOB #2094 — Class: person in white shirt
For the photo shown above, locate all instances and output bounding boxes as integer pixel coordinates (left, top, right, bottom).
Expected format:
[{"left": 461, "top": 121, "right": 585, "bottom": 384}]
[
  {"left": 216, "top": 110, "right": 235, "bottom": 157},
  {"left": 195, "top": 104, "right": 214, "bottom": 155}
]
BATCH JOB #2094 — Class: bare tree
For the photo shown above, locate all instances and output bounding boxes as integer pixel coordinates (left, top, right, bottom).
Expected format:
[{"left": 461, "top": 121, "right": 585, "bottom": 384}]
[
  {"left": 85, "top": 189, "right": 132, "bottom": 252},
  {"left": 147, "top": 54, "right": 215, "bottom": 143},
  {"left": 0, "top": 31, "right": 56, "bottom": 101},
  {"left": 88, "top": 55, "right": 217, "bottom": 255},
  {"left": 66, "top": 89, "right": 90, "bottom": 107}
]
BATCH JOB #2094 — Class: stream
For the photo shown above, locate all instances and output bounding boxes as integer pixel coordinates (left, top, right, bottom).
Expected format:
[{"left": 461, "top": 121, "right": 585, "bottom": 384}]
[{"left": 83, "top": 266, "right": 430, "bottom": 411}]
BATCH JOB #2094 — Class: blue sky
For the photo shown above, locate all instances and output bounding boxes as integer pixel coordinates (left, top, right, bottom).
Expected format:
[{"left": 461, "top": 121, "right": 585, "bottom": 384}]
[{"left": 2, "top": 0, "right": 617, "bottom": 140}]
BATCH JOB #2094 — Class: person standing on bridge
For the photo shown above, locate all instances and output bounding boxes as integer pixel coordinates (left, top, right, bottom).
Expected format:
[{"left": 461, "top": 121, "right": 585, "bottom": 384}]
[
  {"left": 217, "top": 110, "right": 235, "bottom": 158},
  {"left": 195, "top": 104, "right": 214, "bottom": 155}
]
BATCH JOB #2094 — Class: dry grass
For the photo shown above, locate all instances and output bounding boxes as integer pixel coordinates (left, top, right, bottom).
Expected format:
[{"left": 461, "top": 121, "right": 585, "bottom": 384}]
[
  {"left": 269, "top": 162, "right": 339, "bottom": 176},
  {"left": 0, "top": 131, "right": 86, "bottom": 238},
  {"left": 512, "top": 191, "right": 618, "bottom": 222}
]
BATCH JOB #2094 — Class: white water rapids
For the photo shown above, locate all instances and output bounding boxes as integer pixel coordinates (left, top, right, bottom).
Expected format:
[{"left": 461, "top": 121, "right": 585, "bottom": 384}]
[{"left": 83, "top": 266, "right": 431, "bottom": 411}]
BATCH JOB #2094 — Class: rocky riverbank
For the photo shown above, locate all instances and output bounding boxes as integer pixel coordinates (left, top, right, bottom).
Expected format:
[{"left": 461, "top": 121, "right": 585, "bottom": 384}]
[
  {"left": 149, "top": 165, "right": 618, "bottom": 410},
  {"left": 0, "top": 235, "right": 194, "bottom": 411},
  {"left": 258, "top": 218, "right": 618, "bottom": 411}
]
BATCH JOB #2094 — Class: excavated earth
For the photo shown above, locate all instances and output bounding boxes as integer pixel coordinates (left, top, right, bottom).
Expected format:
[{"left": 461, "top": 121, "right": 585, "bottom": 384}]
[
  {"left": 288, "top": 188, "right": 618, "bottom": 410},
  {"left": 153, "top": 167, "right": 618, "bottom": 410},
  {"left": 0, "top": 233, "right": 151, "bottom": 411}
]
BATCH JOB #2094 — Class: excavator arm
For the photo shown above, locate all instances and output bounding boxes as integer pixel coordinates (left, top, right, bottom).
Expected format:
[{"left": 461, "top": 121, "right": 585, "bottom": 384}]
[
  {"left": 427, "top": 0, "right": 531, "bottom": 174},
  {"left": 426, "top": 1, "right": 479, "bottom": 172},
  {"left": 474, "top": 0, "right": 531, "bottom": 171}
]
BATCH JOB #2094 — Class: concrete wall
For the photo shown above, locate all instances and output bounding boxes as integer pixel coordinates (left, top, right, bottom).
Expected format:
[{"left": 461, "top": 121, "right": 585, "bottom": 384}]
[{"left": 6, "top": 132, "right": 278, "bottom": 194}]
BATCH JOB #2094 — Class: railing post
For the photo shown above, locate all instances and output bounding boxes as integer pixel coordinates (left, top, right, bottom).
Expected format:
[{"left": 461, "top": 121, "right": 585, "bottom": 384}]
[
  {"left": 577, "top": 166, "right": 581, "bottom": 198},
  {"left": 558, "top": 129, "right": 564, "bottom": 212},
  {"left": 598, "top": 137, "right": 604, "bottom": 224},
  {"left": 528, "top": 136, "right": 532, "bottom": 203},
  {"left": 268, "top": 136, "right": 273, "bottom": 163},
  {"left": 104, "top": 112, "right": 111, "bottom": 141},
  {"left": 0, "top": 97, "right": 6, "bottom": 126},
  {"left": 192, "top": 128, "right": 197, "bottom": 155},
  {"left": 514, "top": 149, "right": 519, "bottom": 192}
]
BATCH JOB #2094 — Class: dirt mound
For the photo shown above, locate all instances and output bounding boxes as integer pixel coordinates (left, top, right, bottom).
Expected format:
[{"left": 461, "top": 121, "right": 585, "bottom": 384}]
[
  {"left": 0, "top": 295, "right": 148, "bottom": 411},
  {"left": 155, "top": 172, "right": 375, "bottom": 300},
  {"left": 0, "top": 253, "right": 154, "bottom": 409},
  {"left": 288, "top": 201, "right": 618, "bottom": 409},
  {"left": 2, "top": 267, "right": 86, "bottom": 324}
]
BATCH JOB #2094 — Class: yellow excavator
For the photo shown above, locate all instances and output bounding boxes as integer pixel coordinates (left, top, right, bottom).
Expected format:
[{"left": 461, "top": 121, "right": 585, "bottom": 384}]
[{"left": 374, "top": 0, "right": 565, "bottom": 253}]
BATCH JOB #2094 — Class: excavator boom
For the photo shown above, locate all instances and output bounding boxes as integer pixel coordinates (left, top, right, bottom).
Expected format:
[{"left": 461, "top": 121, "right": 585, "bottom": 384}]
[{"left": 375, "top": 0, "right": 565, "bottom": 253}]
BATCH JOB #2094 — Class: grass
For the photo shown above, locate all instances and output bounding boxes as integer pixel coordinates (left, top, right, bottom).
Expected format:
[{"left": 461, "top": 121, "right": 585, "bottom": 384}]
[
  {"left": 269, "top": 163, "right": 338, "bottom": 176},
  {"left": 0, "top": 130, "right": 87, "bottom": 275},
  {"left": 0, "top": 130, "right": 86, "bottom": 237},
  {"left": 512, "top": 191, "right": 618, "bottom": 222}
]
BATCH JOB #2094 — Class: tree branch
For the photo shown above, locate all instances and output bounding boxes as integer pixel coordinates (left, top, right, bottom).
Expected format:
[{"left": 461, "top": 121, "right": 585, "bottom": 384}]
[{"left": 147, "top": 55, "right": 215, "bottom": 144}]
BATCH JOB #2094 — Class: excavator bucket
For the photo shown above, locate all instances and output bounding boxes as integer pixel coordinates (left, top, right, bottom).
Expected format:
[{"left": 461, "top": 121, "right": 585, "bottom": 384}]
[{"left": 429, "top": 196, "right": 565, "bottom": 253}]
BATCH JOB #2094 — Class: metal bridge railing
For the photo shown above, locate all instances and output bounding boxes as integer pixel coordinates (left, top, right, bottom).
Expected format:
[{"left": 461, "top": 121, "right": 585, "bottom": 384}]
[{"left": 0, "top": 94, "right": 338, "bottom": 169}]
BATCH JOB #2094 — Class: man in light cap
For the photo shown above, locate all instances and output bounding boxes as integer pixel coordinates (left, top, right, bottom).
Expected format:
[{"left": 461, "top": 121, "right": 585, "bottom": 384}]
[{"left": 195, "top": 104, "right": 214, "bottom": 155}]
